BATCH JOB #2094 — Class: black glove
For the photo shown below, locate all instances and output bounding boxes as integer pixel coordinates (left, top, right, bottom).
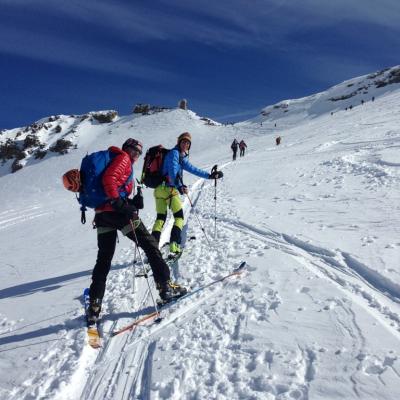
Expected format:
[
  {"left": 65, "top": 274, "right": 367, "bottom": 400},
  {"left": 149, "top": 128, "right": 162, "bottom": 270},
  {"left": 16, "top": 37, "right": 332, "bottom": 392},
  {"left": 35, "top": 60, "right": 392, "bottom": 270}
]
[
  {"left": 209, "top": 170, "right": 223, "bottom": 179},
  {"left": 130, "top": 191, "right": 144, "bottom": 209},
  {"left": 178, "top": 185, "right": 188, "bottom": 195},
  {"left": 112, "top": 198, "right": 139, "bottom": 220}
]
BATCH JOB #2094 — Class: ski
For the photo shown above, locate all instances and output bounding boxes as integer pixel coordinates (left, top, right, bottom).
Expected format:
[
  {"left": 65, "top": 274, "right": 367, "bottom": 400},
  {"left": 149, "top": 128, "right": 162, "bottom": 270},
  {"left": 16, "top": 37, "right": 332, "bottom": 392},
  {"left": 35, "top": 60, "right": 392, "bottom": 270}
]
[
  {"left": 83, "top": 288, "right": 102, "bottom": 349},
  {"left": 157, "top": 260, "right": 246, "bottom": 307},
  {"left": 111, "top": 310, "right": 160, "bottom": 337},
  {"left": 112, "top": 261, "right": 246, "bottom": 337}
]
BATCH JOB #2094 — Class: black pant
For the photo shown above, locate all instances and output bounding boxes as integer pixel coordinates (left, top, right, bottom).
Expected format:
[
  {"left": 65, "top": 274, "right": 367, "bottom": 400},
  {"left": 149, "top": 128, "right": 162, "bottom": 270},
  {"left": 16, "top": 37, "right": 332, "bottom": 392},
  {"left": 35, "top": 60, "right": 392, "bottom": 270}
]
[{"left": 89, "top": 212, "right": 171, "bottom": 300}]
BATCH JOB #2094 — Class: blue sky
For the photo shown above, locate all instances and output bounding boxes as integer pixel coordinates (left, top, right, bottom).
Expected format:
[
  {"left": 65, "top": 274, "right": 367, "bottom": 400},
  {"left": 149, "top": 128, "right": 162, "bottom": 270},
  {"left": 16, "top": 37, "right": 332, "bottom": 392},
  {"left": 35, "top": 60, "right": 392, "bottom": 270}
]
[{"left": 1, "top": 0, "right": 400, "bottom": 129}]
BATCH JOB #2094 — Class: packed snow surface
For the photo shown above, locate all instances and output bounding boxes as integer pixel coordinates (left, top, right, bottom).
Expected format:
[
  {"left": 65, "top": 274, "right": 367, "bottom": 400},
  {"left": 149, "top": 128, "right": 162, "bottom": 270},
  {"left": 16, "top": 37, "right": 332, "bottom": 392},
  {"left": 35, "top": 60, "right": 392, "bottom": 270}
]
[{"left": 1, "top": 86, "right": 400, "bottom": 399}]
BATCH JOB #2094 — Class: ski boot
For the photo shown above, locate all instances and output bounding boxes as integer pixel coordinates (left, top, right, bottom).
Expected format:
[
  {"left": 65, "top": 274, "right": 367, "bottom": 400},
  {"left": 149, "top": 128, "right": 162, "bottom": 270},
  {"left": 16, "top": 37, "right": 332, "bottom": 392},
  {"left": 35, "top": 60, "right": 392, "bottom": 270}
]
[
  {"left": 157, "top": 280, "right": 187, "bottom": 304},
  {"left": 168, "top": 242, "right": 182, "bottom": 259},
  {"left": 86, "top": 297, "right": 102, "bottom": 325}
]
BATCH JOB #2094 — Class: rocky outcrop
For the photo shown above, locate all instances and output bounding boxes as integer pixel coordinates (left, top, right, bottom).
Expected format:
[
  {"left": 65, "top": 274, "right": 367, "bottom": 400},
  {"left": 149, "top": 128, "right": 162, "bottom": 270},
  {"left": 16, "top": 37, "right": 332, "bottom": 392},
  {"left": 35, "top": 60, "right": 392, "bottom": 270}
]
[
  {"left": 49, "top": 139, "right": 74, "bottom": 155},
  {"left": 133, "top": 104, "right": 172, "bottom": 115},
  {"left": 92, "top": 110, "right": 118, "bottom": 123}
]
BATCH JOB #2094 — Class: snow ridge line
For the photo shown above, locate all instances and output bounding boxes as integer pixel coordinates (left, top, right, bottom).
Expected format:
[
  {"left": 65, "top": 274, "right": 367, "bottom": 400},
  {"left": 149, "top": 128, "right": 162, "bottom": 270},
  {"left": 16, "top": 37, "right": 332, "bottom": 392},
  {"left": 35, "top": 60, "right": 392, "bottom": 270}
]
[{"left": 341, "top": 252, "right": 400, "bottom": 301}]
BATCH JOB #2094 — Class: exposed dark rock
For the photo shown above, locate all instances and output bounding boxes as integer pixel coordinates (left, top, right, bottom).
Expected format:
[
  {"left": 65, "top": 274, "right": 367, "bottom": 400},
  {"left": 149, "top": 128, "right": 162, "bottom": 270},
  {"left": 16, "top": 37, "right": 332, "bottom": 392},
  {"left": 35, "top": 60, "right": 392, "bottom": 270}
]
[
  {"left": 11, "top": 159, "right": 23, "bottom": 173},
  {"left": 375, "top": 67, "right": 400, "bottom": 88},
  {"left": 23, "top": 134, "right": 41, "bottom": 149},
  {"left": 133, "top": 104, "right": 172, "bottom": 115},
  {"left": 34, "top": 149, "right": 47, "bottom": 159},
  {"left": 367, "top": 68, "right": 389, "bottom": 79},
  {"left": 133, "top": 104, "right": 150, "bottom": 114},
  {"left": 0, "top": 139, "right": 25, "bottom": 161},
  {"left": 49, "top": 138, "right": 74, "bottom": 155},
  {"left": 92, "top": 111, "right": 118, "bottom": 123},
  {"left": 329, "top": 91, "right": 358, "bottom": 101},
  {"left": 200, "top": 117, "right": 217, "bottom": 126}
]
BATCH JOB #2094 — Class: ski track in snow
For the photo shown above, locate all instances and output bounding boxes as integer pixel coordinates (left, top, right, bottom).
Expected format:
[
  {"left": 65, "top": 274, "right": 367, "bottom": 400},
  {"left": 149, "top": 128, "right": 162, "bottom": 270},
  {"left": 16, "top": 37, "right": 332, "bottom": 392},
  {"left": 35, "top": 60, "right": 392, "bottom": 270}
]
[{"left": 0, "top": 205, "right": 53, "bottom": 231}]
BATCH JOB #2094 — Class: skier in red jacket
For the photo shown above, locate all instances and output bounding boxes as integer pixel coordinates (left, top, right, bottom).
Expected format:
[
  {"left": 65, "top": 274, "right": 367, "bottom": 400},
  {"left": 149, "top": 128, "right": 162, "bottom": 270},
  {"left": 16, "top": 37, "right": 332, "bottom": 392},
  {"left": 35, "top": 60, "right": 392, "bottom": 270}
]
[{"left": 87, "top": 138, "right": 187, "bottom": 323}]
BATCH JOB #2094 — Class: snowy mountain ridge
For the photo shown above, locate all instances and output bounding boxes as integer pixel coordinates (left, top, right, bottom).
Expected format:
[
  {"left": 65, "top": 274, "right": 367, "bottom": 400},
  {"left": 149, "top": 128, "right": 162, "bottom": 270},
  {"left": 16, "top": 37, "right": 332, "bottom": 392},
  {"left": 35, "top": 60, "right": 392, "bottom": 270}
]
[
  {"left": 2, "top": 65, "right": 400, "bottom": 178},
  {"left": 0, "top": 108, "right": 221, "bottom": 176},
  {"left": 246, "top": 65, "right": 400, "bottom": 127}
]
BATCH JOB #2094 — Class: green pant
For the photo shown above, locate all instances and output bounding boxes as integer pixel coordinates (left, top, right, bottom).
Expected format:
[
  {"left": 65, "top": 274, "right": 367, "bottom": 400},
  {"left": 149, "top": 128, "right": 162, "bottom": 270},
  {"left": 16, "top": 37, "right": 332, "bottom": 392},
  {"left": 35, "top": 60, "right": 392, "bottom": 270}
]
[{"left": 152, "top": 185, "right": 184, "bottom": 244}]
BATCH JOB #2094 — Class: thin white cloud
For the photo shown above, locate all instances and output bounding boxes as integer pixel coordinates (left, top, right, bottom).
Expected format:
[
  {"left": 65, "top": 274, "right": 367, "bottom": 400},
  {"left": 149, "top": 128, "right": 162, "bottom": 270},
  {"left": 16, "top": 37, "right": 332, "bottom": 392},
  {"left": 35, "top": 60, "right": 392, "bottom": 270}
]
[
  {"left": 214, "top": 108, "right": 261, "bottom": 121},
  {"left": 162, "top": 0, "right": 400, "bottom": 33},
  {"left": 0, "top": 24, "right": 177, "bottom": 81},
  {"left": 2, "top": 0, "right": 400, "bottom": 47}
]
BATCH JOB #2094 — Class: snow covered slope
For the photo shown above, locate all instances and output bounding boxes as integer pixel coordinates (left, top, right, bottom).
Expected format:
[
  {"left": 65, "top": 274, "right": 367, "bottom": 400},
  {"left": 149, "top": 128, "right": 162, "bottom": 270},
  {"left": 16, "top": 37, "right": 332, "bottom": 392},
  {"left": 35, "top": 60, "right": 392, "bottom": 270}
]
[
  {"left": 1, "top": 73, "right": 400, "bottom": 399},
  {"left": 244, "top": 65, "right": 400, "bottom": 128}
]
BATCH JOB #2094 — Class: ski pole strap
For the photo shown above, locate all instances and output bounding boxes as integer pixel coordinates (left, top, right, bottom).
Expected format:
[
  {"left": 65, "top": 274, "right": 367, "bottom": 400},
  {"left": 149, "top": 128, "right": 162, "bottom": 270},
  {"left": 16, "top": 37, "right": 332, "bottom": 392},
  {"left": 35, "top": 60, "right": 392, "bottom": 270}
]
[
  {"left": 127, "top": 219, "right": 141, "bottom": 234},
  {"left": 80, "top": 206, "right": 87, "bottom": 224}
]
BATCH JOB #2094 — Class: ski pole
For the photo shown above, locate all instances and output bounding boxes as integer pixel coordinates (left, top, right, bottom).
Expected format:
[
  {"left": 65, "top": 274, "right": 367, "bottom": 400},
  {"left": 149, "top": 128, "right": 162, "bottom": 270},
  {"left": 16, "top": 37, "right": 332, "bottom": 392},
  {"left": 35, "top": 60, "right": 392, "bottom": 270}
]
[
  {"left": 184, "top": 191, "right": 212, "bottom": 247},
  {"left": 132, "top": 243, "right": 137, "bottom": 294},
  {"left": 129, "top": 220, "right": 161, "bottom": 316},
  {"left": 211, "top": 164, "right": 218, "bottom": 239},
  {"left": 132, "top": 205, "right": 139, "bottom": 293}
]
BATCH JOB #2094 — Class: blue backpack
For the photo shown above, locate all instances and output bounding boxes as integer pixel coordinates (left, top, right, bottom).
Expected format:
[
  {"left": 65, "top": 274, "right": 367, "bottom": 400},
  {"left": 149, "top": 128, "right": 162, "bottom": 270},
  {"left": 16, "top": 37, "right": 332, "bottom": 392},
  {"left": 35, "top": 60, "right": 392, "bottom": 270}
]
[{"left": 78, "top": 150, "right": 133, "bottom": 223}]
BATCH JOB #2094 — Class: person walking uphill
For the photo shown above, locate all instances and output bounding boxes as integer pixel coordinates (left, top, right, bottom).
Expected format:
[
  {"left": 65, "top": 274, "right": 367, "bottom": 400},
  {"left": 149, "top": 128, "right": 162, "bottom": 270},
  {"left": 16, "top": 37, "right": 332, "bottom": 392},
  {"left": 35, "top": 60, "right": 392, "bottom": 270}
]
[
  {"left": 239, "top": 140, "right": 247, "bottom": 157},
  {"left": 151, "top": 132, "right": 223, "bottom": 255},
  {"left": 86, "top": 138, "right": 187, "bottom": 323},
  {"left": 231, "top": 139, "right": 239, "bottom": 160}
]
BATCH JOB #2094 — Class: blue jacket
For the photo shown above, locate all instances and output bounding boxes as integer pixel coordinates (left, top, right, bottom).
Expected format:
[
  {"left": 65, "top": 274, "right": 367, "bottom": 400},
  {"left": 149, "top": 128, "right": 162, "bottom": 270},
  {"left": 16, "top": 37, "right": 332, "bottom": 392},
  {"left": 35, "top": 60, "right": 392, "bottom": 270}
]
[{"left": 162, "top": 146, "right": 209, "bottom": 189}]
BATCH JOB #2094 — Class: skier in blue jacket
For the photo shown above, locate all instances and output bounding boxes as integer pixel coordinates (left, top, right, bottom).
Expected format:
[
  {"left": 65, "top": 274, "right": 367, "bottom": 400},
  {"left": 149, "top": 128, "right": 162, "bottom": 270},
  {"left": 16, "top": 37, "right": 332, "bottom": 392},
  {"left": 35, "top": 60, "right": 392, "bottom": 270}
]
[{"left": 151, "top": 132, "right": 223, "bottom": 254}]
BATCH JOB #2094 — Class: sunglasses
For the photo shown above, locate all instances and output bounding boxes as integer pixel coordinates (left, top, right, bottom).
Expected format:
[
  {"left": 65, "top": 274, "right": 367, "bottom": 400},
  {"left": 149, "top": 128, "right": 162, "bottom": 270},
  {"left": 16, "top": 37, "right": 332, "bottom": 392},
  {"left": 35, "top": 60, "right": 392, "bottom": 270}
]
[{"left": 130, "top": 146, "right": 143, "bottom": 155}]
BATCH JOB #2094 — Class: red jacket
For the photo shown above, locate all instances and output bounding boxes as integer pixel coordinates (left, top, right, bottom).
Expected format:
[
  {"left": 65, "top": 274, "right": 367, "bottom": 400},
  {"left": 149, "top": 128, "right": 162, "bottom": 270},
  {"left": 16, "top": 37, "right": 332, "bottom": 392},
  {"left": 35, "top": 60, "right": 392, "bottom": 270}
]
[{"left": 96, "top": 146, "right": 134, "bottom": 212}]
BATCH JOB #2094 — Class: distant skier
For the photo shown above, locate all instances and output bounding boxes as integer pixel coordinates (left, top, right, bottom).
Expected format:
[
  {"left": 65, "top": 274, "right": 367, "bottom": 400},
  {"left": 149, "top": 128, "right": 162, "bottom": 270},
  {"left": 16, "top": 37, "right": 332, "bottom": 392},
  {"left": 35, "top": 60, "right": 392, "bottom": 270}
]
[
  {"left": 231, "top": 139, "right": 239, "bottom": 160},
  {"left": 276, "top": 136, "right": 281, "bottom": 146},
  {"left": 151, "top": 132, "right": 223, "bottom": 255},
  {"left": 239, "top": 140, "right": 247, "bottom": 157},
  {"left": 78, "top": 138, "right": 187, "bottom": 323}
]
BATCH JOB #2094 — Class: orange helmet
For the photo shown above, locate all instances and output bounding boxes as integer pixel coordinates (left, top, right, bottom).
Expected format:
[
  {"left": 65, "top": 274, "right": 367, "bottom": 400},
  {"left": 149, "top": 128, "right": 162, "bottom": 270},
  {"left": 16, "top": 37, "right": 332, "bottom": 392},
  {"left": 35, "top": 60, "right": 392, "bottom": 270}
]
[{"left": 62, "top": 169, "right": 81, "bottom": 192}]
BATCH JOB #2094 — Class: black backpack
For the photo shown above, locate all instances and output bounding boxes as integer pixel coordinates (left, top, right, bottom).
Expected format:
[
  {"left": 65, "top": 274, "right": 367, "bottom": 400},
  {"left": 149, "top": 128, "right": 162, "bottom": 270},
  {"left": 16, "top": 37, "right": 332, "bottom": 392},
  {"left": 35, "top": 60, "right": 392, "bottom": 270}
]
[{"left": 140, "top": 145, "right": 169, "bottom": 188}]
